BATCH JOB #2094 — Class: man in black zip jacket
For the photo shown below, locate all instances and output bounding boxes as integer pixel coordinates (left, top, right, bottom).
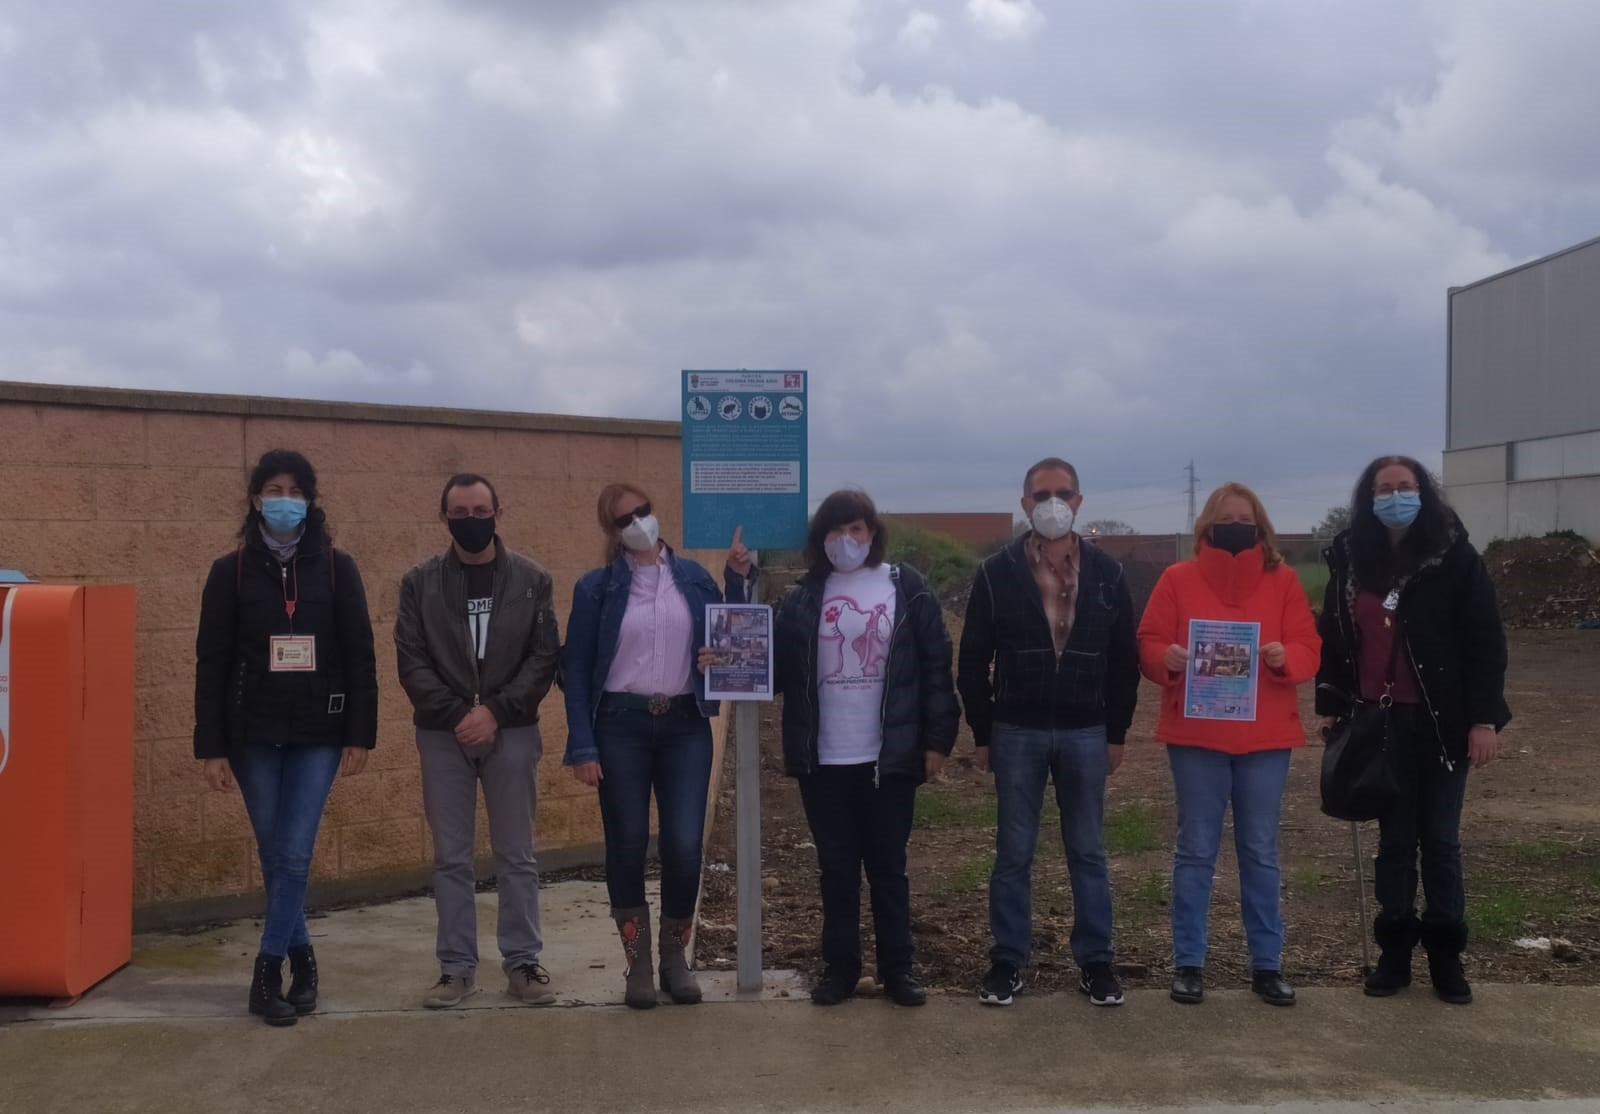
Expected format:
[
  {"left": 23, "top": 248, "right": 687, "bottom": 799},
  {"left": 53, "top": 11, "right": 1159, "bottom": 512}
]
[
  {"left": 395, "top": 473, "right": 561, "bottom": 1010},
  {"left": 958, "top": 457, "right": 1139, "bottom": 1008}
]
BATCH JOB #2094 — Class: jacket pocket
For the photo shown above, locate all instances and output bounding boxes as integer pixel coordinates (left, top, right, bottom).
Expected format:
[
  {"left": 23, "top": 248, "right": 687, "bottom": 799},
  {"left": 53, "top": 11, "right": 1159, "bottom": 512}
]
[
  {"left": 534, "top": 605, "right": 559, "bottom": 656},
  {"left": 997, "top": 647, "right": 1053, "bottom": 703},
  {"left": 1059, "top": 648, "right": 1107, "bottom": 707}
]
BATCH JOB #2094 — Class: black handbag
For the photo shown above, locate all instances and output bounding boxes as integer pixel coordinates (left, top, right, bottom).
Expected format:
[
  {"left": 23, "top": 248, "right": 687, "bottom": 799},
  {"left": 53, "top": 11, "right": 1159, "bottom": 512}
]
[{"left": 1319, "top": 620, "right": 1402, "bottom": 822}]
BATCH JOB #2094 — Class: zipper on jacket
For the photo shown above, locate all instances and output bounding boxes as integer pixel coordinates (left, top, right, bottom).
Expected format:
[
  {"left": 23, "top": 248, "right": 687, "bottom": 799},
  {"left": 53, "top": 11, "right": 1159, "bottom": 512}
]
[
  {"left": 873, "top": 569, "right": 914, "bottom": 783},
  {"left": 805, "top": 597, "right": 820, "bottom": 776},
  {"left": 1014, "top": 542, "right": 1064, "bottom": 663},
  {"left": 1400, "top": 623, "right": 1453, "bottom": 772}
]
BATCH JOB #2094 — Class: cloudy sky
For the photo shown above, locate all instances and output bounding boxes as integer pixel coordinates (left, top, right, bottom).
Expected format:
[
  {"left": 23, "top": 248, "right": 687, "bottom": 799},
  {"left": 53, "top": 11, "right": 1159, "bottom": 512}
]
[{"left": 4, "top": 0, "right": 1598, "bottom": 531}]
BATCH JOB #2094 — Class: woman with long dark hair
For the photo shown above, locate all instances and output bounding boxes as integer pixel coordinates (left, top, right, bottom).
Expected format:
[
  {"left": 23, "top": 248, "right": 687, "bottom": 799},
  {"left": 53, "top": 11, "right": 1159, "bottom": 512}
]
[
  {"left": 1316, "top": 455, "right": 1509, "bottom": 1005},
  {"left": 194, "top": 450, "right": 378, "bottom": 1026},
  {"left": 563, "top": 483, "right": 753, "bottom": 1009},
  {"left": 722, "top": 490, "right": 959, "bottom": 1008}
]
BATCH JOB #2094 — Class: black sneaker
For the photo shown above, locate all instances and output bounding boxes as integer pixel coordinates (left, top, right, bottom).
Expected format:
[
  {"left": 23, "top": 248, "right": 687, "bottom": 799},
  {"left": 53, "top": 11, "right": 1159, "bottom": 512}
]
[
  {"left": 810, "top": 968, "right": 858, "bottom": 1006},
  {"left": 978, "top": 962, "right": 1023, "bottom": 1006},
  {"left": 882, "top": 973, "right": 927, "bottom": 1007},
  {"left": 1079, "top": 962, "right": 1124, "bottom": 1007}
]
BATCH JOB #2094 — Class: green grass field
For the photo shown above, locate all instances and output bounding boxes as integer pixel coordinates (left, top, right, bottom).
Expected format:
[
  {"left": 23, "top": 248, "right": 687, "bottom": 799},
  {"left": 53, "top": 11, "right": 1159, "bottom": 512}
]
[{"left": 1294, "top": 562, "right": 1329, "bottom": 607}]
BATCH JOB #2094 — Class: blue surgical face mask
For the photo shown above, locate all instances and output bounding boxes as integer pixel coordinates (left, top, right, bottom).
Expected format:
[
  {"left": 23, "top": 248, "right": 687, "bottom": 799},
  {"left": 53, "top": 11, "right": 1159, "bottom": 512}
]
[
  {"left": 1373, "top": 491, "right": 1422, "bottom": 529},
  {"left": 261, "top": 497, "right": 308, "bottom": 535}
]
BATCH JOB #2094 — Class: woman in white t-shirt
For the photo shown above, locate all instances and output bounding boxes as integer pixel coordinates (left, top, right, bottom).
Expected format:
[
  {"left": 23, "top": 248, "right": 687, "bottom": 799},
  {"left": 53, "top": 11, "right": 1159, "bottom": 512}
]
[{"left": 767, "top": 490, "right": 961, "bottom": 1007}]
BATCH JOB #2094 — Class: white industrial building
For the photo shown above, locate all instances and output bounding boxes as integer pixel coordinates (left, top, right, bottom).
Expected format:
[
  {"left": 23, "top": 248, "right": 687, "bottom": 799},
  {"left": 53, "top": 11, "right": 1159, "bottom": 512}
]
[{"left": 1444, "top": 234, "right": 1600, "bottom": 543}]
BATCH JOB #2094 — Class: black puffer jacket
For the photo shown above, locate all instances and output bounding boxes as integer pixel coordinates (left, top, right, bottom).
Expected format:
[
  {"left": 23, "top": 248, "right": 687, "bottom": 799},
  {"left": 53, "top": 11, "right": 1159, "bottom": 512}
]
[
  {"left": 193, "top": 523, "right": 379, "bottom": 759},
  {"left": 1316, "top": 523, "right": 1511, "bottom": 765},
  {"left": 773, "top": 563, "right": 961, "bottom": 782}
]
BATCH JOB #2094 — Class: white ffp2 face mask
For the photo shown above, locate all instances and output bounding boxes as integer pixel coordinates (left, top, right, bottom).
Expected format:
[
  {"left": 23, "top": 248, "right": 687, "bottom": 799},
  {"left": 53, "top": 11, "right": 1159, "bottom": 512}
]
[
  {"left": 1031, "top": 498, "right": 1076, "bottom": 541},
  {"left": 824, "top": 534, "right": 870, "bottom": 573},
  {"left": 620, "top": 514, "right": 660, "bottom": 553}
]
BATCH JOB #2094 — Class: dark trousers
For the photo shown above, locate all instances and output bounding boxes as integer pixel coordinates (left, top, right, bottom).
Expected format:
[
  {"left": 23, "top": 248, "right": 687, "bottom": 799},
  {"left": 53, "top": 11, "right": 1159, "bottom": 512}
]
[
  {"left": 797, "top": 764, "right": 919, "bottom": 980},
  {"left": 595, "top": 705, "right": 714, "bottom": 919},
  {"left": 1375, "top": 707, "right": 1470, "bottom": 926}
]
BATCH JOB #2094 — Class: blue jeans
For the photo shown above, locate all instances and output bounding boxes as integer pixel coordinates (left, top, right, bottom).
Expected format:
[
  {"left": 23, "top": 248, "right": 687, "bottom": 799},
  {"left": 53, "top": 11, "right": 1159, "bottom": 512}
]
[
  {"left": 989, "top": 723, "right": 1114, "bottom": 969},
  {"left": 595, "top": 705, "right": 714, "bottom": 919},
  {"left": 229, "top": 743, "right": 343, "bottom": 957},
  {"left": 1167, "top": 744, "right": 1292, "bottom": 971}
]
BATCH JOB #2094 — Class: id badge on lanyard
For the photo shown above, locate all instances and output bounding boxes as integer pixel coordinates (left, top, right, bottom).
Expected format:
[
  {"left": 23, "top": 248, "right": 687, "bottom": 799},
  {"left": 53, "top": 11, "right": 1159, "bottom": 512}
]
[{"left": 269, "top": 560, "right": 316, "bottom": 672}]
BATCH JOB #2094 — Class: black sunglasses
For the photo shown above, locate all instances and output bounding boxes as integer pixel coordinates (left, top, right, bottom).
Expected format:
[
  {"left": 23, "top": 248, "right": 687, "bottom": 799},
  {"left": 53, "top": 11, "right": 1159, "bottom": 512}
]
[
  {"left": 612, "top": 502, "right": 652, "bottom": 531},
  {"left": 1030, "top": 488, "right": 1077, "bottom": 504}
]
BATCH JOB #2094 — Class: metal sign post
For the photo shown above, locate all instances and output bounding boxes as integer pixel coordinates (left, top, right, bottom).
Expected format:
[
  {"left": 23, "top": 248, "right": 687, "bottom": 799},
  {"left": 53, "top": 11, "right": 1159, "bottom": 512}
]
[
  {"left": 681, "top": 370, "right": 806, "bottom": 996},
  {"left": 734, "top": 574, "right": 764, "bottom": 994}
]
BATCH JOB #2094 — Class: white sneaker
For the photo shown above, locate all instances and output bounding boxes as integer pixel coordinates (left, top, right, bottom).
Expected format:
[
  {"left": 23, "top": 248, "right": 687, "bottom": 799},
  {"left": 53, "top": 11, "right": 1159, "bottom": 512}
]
[
  {"left": 506, "top": 963, "right": 557, "bottom": 1006},
  {"left": 422, "top": 972, "right": 478, "bottom": 1009}
]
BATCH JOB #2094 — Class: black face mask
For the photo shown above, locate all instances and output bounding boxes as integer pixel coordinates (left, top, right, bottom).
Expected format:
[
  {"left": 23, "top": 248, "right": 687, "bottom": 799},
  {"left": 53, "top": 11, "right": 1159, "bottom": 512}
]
[
  {"left": 448, "top": 516, "right": 497, "bottom": 555},
  {"left": 1210, "top": 522, "right": 1258, "bottom": 556}
]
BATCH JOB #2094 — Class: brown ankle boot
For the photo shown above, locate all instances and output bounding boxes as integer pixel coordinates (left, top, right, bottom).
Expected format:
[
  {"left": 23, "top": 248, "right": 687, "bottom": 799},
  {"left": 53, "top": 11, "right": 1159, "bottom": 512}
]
[
  {"left": 613, "top": 907, "right": 657, "bottom": 1010},
  {"left": 657, "top": 916, "right": 703, "bottom": 1005}
]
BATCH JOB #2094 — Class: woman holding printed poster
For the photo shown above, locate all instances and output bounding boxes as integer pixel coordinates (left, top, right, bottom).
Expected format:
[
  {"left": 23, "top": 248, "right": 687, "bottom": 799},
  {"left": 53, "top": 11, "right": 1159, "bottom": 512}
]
[
  {"left": 563, "top": 483, "right": 754, "bottom": 1010},
  {"left": 1136, "top": 482, "right": 1320, "bottom": 1008}
]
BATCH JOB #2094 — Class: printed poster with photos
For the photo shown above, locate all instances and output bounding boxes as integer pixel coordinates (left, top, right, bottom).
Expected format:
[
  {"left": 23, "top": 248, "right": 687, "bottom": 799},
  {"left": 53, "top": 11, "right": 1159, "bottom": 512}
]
[
  {"left": 1184, "top": 619, "right": 1261, "bottom": 722},
  {"left": 704, "top": 603, "right": 775, "bottom": 701}
]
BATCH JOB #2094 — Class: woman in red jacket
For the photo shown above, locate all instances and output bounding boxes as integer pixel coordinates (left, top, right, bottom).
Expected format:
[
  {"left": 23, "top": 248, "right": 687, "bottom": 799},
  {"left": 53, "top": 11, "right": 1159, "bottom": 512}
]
[{"left": 1137, "top": 483, "right": 1320, "bottom": 1008}]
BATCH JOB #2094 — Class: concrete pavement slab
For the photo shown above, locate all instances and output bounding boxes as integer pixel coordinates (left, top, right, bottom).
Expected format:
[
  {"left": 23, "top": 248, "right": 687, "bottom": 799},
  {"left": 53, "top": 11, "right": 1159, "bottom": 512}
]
[
  {"left": 3, "top": 986, "right": 1598, "bottom": 1113},
  {"left": 3, "top": 879, "right": 1597, "bottom": 1113},
  {"left": 0, "top": 881, "right": 803, "bottom": 1022}
]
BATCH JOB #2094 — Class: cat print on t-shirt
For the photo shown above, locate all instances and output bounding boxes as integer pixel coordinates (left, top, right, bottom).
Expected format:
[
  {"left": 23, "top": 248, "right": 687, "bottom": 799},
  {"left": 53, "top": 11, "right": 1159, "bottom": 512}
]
[
  {"left": 816, "top": 566, "right": 897, "bottom": 764},
  {"left": 820, "top": 596, "right": 892, "bottom": 684}
]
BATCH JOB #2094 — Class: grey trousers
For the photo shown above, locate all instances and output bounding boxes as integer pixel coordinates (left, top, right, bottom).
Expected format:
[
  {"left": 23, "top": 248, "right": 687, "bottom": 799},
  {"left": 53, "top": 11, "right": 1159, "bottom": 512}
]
[{"left": 416, "top": 725, "right": 543, "bottom": 977}]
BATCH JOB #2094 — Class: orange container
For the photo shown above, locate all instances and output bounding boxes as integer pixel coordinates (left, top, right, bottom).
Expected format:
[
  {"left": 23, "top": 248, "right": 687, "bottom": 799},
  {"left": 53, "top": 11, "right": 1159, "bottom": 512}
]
[{"left": 0, "top": 584, "right": 137, "bottom": 999}]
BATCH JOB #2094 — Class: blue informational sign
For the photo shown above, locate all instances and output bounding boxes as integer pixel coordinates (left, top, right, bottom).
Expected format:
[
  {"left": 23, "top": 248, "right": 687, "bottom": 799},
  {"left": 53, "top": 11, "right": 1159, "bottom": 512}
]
[{"left": 681, "top": 370, "right": 808, "bottom": 550}]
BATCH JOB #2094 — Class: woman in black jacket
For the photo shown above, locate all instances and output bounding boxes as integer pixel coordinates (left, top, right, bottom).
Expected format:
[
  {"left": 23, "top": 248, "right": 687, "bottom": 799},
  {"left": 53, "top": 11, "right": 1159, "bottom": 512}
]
[
  {"left": 1316, "top": 455, "right": 1510, "bottom": 1005},
  {"left": 728, "top": 490, "right": 959, "bottom": 1008},
  {"left": 194, "top": 450, "right": 378, "bottom": 1026}
]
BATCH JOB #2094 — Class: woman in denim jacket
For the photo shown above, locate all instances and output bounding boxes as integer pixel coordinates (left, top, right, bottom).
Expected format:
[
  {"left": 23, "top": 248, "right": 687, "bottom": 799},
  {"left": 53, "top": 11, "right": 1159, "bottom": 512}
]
[{"left": 562, "top": 483, "right": 753, "bottom": 1008}]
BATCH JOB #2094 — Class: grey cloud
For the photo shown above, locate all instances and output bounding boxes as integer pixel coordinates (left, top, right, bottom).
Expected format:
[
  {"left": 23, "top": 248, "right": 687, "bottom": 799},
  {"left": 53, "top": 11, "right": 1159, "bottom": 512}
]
[{"left": 3, "top": 0, "right": 1598, "bottom": 532}]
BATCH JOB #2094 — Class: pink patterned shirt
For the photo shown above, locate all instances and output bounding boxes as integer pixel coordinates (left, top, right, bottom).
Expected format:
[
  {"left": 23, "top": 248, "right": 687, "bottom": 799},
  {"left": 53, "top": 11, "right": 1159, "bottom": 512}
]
[{"left": 604, "top": 552, "right": 696, "bottom": 697}]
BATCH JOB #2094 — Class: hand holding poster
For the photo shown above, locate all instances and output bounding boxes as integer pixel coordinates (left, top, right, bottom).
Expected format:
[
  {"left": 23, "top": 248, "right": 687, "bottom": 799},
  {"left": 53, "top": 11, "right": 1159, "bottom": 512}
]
[
  {"left": 1183, "top": 619, "right": 1260, "bottom": 722},
  {"left": 704, "top": 603, "right": 775, "bottom": 701}
]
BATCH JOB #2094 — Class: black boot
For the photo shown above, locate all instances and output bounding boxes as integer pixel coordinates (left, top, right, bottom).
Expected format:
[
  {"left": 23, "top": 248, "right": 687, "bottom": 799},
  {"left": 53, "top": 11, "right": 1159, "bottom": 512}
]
[
  {"left": 286, "top": 945, "right": 319, "bottom": 1015},
  {"left": 249, "top": 954, "right": 299, "bottom": 1027},
  {"left": 1251, "top": 969, "right": 1296, "bottom": 1007},
  {"left": 1364, "top": 915, "right": 1420, "bottom": 997},
  {"left": 1420, "top": 921, "right": 1472, "bottom": 1005}
]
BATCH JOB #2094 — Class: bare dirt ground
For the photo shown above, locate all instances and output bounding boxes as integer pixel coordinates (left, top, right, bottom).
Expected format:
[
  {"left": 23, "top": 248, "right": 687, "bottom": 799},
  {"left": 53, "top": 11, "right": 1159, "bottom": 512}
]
[{"left": 696, "top": 629, "right": 1600, "bottom": 992}]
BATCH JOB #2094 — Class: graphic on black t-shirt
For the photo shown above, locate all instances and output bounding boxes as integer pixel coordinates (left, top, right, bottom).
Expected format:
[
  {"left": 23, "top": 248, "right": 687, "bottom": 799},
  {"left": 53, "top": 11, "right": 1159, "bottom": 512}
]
[{"left": 465, "top": 562, "right": 495, "bottom": 661}]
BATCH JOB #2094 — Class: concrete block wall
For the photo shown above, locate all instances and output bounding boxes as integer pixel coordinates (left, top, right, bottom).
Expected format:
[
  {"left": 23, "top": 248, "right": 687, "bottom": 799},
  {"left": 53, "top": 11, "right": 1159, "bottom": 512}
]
[{"left": 0, "top": 383, "right": 716, "bottom": 917}]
